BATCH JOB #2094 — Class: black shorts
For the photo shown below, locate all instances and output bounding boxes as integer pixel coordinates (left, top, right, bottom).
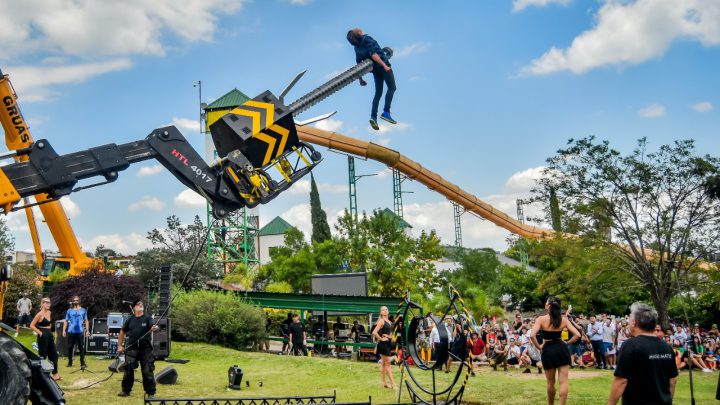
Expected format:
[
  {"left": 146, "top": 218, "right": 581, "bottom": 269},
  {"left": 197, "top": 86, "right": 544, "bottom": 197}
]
[{"left": 508, "top": 357, "right": 519, "bottom": 365}]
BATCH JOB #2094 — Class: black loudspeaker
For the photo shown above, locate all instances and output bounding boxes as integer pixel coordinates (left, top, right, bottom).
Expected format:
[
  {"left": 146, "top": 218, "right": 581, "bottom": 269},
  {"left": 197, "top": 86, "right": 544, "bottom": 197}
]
[
  {"left": 156, "top": 265, "right": 172, "bottom": 317},
  {"left": 228, "top": 365, "right": 243, "bottom": 390},
  {"left": 54, "top": 320, "right": 73, "bottom": 358},
  {"left": 92, "top": 318, "right": 108, "bottom": 335},
  {"left": 152, "top": 318, "right": 171, "bottom": 359},
  {"left": 155, "top": 366, "right": 178, "bottom": 384},
  {"left": 108, "top": 357, "right": 126, "bottom": 372}
]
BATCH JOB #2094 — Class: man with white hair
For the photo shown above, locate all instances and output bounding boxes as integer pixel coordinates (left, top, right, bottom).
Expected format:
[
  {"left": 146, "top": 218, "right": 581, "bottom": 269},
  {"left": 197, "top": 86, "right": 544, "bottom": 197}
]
[{"left": 607, "top": 303, "right": 678, "bottom": 405}]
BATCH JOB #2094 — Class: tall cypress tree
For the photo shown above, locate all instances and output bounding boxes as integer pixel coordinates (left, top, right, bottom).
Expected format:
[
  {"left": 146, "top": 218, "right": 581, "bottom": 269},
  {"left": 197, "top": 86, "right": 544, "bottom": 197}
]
[
  {"left": 310, "top": 173, "right": 332, "bottom": 243},
  {"left": 549, "top": 187, "right": 562, "bottom": 232}
]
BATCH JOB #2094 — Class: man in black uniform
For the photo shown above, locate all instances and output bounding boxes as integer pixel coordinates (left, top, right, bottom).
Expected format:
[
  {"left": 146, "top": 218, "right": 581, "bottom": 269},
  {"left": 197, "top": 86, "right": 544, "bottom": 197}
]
[
  {"left": 608, "top": 302, "right": 678, "bottom": 405},
  {"left": 289, "top": 314, "right": 308, "bottom": 356},
  {"left": 117, "top": 300, "right": 159, "bottom": 398}
]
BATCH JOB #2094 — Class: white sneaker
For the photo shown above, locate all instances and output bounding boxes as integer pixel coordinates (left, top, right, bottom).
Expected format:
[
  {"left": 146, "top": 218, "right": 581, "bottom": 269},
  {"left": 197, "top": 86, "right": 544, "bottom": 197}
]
[
  {"left": 14, "top": 332, "right": 18, "bottom": 338},
  {"left": 702, "top": 368, "right": 711, "bottom": 373}
]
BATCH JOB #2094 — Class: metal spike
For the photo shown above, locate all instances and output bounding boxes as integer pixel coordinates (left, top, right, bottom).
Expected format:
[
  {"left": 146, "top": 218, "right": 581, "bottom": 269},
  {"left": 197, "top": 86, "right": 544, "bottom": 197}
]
[
  {"left": 279, "top": 70, "right": 306, "bottom": 105},
  {"left": 296, "top": 111, "right": 337, "bottom": 126}
]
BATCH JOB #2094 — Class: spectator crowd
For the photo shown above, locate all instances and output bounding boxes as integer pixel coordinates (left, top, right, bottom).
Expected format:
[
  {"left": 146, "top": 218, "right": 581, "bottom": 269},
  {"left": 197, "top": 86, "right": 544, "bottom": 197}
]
[{"left": 416, "top": 309, "right": 719, "bottom": 375}]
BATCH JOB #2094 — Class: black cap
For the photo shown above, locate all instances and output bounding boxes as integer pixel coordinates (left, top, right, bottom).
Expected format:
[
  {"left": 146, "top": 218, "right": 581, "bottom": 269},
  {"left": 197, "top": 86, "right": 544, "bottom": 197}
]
[{"left": 132, "top": 299, "right": 144, "bottom": 307}]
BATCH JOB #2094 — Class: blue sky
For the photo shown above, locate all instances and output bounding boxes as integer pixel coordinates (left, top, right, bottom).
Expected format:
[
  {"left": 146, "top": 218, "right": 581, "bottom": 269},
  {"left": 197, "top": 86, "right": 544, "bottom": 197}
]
[{"left": 1, "top": 0, "right": 718, "bottom": 254}]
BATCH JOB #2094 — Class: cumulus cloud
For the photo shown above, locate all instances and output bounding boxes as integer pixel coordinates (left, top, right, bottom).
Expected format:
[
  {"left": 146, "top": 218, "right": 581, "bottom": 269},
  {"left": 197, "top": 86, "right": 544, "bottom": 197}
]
[
  {"left": 692, "top": 101, "right": 713, "bottom": 112},
  {"left": 394, "top": 42, "right": 432, "bottom": 58},
  {"left": 137, "top": 164, "right": 164, "bottom": 177},
  {"left": 276, "top": 165, "right": 549, "bottom": 250},
  {"left": 171, "top": 117, "right": 201, "bottom": 134},
  {"left": 0, "top": 0, "right": 247, "bottom": 60},
  {"left": 128, "top": 196, "right": 166, "bottom": 212},
  {"left": 286, "top": 179, "right": 348, "bottom": 195},
  {"left": 60, "top": 197, "right": 81, "bottom": 218},
  {"left": 638, "top": 103, "right": 666, "bottom": 118},
  {"left": 86, "top": 233, "right": 153, "bottom": 255},
  {"left": 513, "top": 0, "right": 571, "bottom": 12},
  {"left": 280, "top": 203, "right": 312, "bottom": 237},
  {"left": 0, "top": 1, "right": 247, "bottom": 101},
  {"left": 173, "top": 189, "right": 207, "bottom": 208},
  {"left": 504, "top": 166, "right": 546, "bottom": 192},
  {"left": 376, "top": 121, "right": 411, "bottom": 135},
  {"left": 313, "top": 118, "right": 343, "bottom": 132},
  {"left": 521, "top": 0, "right": 720, "bottom": 75},
  {"left": 4, "top": 59, "right": 133, "bottom": 102}
]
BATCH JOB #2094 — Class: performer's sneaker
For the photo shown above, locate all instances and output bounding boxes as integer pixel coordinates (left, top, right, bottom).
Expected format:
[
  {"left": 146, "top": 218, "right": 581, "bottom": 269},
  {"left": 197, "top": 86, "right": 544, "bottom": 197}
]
[
  {"left": 117, "top": 391, "right": 130, "bottom": 397},
  {"left": 380, "top": 111, "right": 397, "bottom": 124},
  {"left": 369, "top": 117, "right": 379, "bottom": 130}
]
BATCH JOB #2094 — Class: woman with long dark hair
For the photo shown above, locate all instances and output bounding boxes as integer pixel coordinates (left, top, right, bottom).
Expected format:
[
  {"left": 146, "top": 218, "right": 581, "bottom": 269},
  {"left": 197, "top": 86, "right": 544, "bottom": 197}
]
[
  {"left": 30, "top": 297, "right": 61, "bottom": 381},
  {"left": 346, "top": 28, "right": 397, "bottom": 131},
  {"left": 531, "top": 297, "right": 580, "bottom": 405},
  {"left": 372, "top": 306, "right": 397, "bottom": 388}
]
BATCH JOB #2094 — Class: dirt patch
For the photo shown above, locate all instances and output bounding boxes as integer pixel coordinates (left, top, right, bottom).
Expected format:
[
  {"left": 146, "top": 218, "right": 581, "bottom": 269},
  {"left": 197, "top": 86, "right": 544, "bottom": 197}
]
[{"left": 472, "top": 367, "right": 606, "bottom": 379}]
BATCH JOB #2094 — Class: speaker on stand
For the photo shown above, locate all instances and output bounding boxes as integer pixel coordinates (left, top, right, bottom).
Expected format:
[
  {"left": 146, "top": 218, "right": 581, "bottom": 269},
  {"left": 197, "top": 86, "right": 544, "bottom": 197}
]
[{"left": 153, "top": 265, "right": 172, "bottom": 359}]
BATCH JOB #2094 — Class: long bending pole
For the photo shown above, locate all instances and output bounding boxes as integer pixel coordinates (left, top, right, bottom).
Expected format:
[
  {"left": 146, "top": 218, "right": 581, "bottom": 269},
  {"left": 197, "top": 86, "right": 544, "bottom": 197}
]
[{"left": 296, "top": 125, "right": 553, "bottom": 240}]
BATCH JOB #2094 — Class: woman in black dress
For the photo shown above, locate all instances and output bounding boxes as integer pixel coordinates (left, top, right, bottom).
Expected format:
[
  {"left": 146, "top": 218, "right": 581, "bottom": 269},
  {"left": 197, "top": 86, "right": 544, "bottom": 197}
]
[
  {"left": 372, "top": 306, "right": 397, "bottom": 389},
  {"left": 30, "top": 297, "right": 61, "bottom": 381},
  {"left": 530, "top": 297, "right": 579, "bottom": 405}
]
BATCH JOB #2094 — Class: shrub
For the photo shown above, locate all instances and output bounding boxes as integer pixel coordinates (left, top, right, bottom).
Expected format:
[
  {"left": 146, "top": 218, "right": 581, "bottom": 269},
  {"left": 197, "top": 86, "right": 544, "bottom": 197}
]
[
  {"left": 2, "top": 266, "right": 43, "bottom": 323},
  {"left": 48, "top": 270, "right": 146, "bottom": 320},
  {"left": 47, "top": 268, "right": 69, "bottom": 283},
  {"left": 264, "top": 281, "right": 293, "bottom": 293},
  {"left": 172, "top": 290, "right": 266, "bottom": 349}
]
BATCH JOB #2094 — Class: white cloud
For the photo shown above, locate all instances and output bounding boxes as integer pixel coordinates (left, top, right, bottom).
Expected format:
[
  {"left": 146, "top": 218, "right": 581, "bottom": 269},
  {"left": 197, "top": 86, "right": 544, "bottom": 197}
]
[
  {"left": 60, "top": 197, "right": 80, "bottom": 218},
  {"left": 638, "top": 103, "right": 666, "bottom": 118},
  {"left": 281, "top": 203, "right": 312, "bottom": 237},
  {"left": 692, "top": 101, "right": 713, "bottom": 112},
  {"left": 286, "top": 179, "right": 348, "bottom": 195},
  {"left": 137, "top": 164, "right": 164, "bottom": 177},
  {"left": 277, "top": 166, "right": 550, "bottom": 250},
  {"left": 0, "top": 1, "right": 247, "bottom": 101},
  {"left": 171, "top": 117, "right": 201, "bottom": 134},
  {"left": 173, "top": 189, "right": 207, "bottom": 208},
  {"left": 513, "top": 0, "right": 571, "bottom": 12},
  {"left": 313, "top": 118, "right": 343, "bottom": 132},
  {"left": 394, "top": 42, "right": 432, "bottom": 58},
  {"left": 400, "top": 166, "right": 548, "bottom": 249},
  {"left": 0, "top": 0, "right": 247, "bottom": 60},
  {"left": 521, "top": 0, "right": 720, "bottom": 75},
  {"left": 4, "top": 59, "right": 133, "bottom": 102},
  {"left": 376, "top": 138, "right": 392, "bottom": 147},
  {"left": 86, "top": 232, "right": 153, "bottom": 255},
  {"left": 376, "top": 121, "right": 411, "bottom": 135},
  {"left": 128, "top": 196, "right": 166, "bottom": 212},
  {"left": 288, "top": 0, "right": 313, "bottom": 4},
  {"left": 503, "top": 166, "right": 545, "bottom": 192}
]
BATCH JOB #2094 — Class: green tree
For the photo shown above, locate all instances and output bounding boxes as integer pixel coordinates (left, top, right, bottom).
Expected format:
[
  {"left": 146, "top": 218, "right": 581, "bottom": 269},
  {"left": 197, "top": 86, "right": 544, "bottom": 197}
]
[
  {"left": 310, "top": 174, "right": 332, "bottom": 244},
  {"left": 334, "top": 210, "right": 443, "bottom": 296},
  {"left": 135, "top": 215, "right": 219, "bottom": 289},
  {"left": 534, "top": 137, "right": 720, "bottom": 326}
]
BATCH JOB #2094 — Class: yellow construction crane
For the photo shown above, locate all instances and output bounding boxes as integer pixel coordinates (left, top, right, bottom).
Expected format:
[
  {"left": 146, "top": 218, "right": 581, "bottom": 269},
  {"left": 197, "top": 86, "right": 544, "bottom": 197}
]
[{"left": 1, "top": 68, "right": 104, "bottom": 280}]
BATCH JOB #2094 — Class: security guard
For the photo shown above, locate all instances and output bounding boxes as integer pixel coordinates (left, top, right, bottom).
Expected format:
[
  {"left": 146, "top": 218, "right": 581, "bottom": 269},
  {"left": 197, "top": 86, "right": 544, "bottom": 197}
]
[{"left": 117, "top": 300, "right": 159, "bottom": 398}]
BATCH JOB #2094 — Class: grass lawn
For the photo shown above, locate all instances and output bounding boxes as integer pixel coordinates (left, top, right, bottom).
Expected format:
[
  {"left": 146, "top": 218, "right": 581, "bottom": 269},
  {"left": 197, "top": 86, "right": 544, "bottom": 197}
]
[{"left": 12, "top": 329, "right": 720, "bottom": 404}]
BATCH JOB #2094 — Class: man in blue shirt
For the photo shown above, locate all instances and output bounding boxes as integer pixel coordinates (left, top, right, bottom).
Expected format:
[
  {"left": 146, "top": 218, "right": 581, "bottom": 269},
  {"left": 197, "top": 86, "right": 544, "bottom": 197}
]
[
  {"left": 63, "top": 295, "right": 89, "bottom": 368},
  {"left": 347, "top": 28, "right": 397, "bottom": 131}
]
